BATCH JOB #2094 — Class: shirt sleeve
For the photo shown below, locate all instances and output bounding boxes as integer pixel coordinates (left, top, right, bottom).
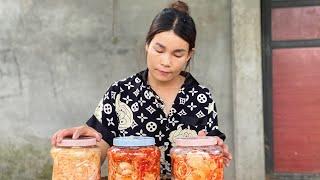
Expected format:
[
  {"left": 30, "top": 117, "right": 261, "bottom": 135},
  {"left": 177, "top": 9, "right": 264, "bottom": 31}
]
[
  {"left": 86, "top": 84, "right": 119, "bottom": 146},
  {"left": 205, "top": 101, "right": 226, "bottom": 141}
]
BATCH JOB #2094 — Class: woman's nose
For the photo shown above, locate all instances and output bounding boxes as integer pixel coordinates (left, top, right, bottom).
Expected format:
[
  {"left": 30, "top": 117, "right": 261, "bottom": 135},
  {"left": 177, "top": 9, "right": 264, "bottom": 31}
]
[{"left": 160, "top": 54, "right": 171, "bottom": 66}]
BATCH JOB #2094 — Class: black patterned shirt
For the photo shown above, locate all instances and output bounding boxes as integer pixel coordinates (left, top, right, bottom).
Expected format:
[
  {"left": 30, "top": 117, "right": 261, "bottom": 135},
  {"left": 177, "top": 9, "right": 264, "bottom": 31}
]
[{"left": 86, "top": 69, "right": 225, "bottom": 177}]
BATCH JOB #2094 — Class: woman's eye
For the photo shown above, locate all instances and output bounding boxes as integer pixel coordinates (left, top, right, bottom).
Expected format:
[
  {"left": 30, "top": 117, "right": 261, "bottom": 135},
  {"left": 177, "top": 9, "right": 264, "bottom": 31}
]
[
  {"left": 174, "top": 54, "right": 183, "bottom": 58},
  {"left": 154, "top": 48, "right": 164, "bottom": 53}
]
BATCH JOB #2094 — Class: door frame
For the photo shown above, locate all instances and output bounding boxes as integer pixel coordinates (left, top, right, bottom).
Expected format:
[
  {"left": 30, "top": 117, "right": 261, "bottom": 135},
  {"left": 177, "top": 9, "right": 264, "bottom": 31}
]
[{"left": 262, "top": 0, "right": 320, "bottom": 179}]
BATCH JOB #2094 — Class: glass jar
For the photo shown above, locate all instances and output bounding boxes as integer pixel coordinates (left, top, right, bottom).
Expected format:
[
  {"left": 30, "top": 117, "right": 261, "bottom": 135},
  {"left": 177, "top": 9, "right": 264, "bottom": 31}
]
[
  {"left": 51, "top": 137, "right": 101, "bottom": 180},
  {"left": 107, "top": 136, "right": 161, "bottom": 180},
  {"left": 170, "top": 137, "right": 224, "bottom": 180}
]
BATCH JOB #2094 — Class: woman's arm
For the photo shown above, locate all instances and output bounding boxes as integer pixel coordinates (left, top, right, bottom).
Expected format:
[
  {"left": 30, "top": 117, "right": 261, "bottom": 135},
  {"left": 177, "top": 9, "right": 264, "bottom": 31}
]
[{"left": 197, "top": 89, "right": 232, "bottom": 167}]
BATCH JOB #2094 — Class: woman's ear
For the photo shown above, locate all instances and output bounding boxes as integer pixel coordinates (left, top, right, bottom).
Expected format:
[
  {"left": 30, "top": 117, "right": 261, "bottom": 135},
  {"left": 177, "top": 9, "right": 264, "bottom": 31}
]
[
  {"left": 145, "top": 44, "right": 149, "bottom": 53},
  {"left": 187, "top": 48, "right": 195, "bottom": 60}
]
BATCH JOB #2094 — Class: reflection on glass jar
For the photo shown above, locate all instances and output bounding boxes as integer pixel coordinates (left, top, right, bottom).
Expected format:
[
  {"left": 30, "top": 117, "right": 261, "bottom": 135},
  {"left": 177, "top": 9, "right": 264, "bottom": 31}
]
[
  {"left": 108, "top": 136, "right": 161, "bottom": 180},
  {"left": 170, "top": 137, "right": 224, "bottom": 180}
]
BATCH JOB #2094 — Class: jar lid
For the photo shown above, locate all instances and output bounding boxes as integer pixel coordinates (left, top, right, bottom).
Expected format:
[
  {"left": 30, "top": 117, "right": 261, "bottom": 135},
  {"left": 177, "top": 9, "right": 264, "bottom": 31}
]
[
  {"left": 113, "top": 136, "right": 155, "bottom": 147},
  {"left": 175, "top": 136, "right": 217, "bottom": 146},
  {"left": 57, "top": 137, "right": 97, "bottom": 147}
]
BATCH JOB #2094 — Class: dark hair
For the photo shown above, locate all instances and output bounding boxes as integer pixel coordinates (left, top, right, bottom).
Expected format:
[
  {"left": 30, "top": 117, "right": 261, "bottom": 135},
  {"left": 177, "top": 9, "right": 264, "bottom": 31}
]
[{"left": 145, "top": 1, "right": 197, "bottom": 54}]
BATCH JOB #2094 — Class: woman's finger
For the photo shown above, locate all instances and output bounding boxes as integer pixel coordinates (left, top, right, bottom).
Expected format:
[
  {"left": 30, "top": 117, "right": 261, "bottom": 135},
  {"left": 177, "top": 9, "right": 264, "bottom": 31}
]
[
  {"left": 215, "top": 136, "right": 224, "bottom": 146},
  {"left": 223, "top": 144, "right": 229, "bottom": 154},
  {"left": 214, "top": 138, "right": 232, "bottom": 163},
  {"left": 223, "top": 151, "right": 232, "bottom": 161},
  {"left": 224, "top": 152, "right": 232, "bottom": 161},
  {"left": 51, "top": 129, "right": 63, "bottom": 146},
  {"left": 74, "top": 126, "right": 102, "bottom": 141},
  {"left": 226, "top": 152, "right": 232, "bottom": 160},
  {"left": 56, "top": 129, "right": 66, "bottom": 143},
  {"left": 223, "top": 157, "right": 230, "bottom": 167},
  {"left": 72, "top": 127, "right": 82, "bottom": 139},
  {"left": 198, "top": 130, "right": 207, "bottom": 136},
  {"left": 56, "top": 129, "right": 74, "bottom": 143},
  {"left": 223, "top": 145, "right": 232, "bottom": 160},
  {"left": 85, "top": 126, "right": 102, "bottom": 141}
]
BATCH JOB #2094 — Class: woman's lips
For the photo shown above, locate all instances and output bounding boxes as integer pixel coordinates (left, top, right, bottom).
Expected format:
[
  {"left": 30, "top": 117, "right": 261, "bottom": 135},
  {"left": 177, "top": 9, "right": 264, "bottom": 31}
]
[{"left": 157, "top": 69, "right": 171, "bottom": 75}]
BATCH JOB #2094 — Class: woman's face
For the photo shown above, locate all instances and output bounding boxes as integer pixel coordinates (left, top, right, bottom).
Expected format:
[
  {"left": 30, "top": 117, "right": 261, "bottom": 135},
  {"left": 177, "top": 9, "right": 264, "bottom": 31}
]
[{"left": 145, "top": 30, "right": 194, "bottom": 83}]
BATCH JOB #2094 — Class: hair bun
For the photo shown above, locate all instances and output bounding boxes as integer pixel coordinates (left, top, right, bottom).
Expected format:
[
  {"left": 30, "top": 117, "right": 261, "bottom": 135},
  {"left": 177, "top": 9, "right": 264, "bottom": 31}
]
[{"left": 169, "top": 1, "right": 189, "bottom": 15}]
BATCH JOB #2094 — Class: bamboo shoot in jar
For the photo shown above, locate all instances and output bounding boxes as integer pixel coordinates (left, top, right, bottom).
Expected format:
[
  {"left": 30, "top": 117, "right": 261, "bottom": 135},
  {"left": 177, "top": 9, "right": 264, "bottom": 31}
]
[
  {"left": 51, "top": 137, "right": 101, "bottom": 180},
  {"left": 170, "top": 137, "right": 224, "bottom": 180}
]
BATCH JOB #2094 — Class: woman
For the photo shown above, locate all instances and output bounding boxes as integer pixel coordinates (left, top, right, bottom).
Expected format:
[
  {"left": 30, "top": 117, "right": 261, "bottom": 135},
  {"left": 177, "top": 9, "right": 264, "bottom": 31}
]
[{"left": 51, "top": 1, "right": 232, "bottom": 178}]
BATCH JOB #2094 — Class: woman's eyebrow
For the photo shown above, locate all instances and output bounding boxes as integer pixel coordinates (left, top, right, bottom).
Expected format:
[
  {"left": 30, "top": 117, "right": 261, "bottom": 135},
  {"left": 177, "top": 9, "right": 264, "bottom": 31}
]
[
  {"left": 173, "top": 49, "right": 187, "bottom": 53},
  {"left": 155, "top": 42, "right": 187, "bottom": 53},
  {"left": 155, "top": 42, "right": 165, "bottom": 49}
]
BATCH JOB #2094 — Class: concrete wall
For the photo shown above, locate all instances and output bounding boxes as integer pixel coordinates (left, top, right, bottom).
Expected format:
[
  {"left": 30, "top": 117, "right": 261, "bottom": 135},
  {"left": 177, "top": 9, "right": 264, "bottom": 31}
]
[
  {"left": 0, "top": 0, "right": 235, "bottom": 179},
  {"left": 231, "top": 0, "right": 265, "bottom": 179}
]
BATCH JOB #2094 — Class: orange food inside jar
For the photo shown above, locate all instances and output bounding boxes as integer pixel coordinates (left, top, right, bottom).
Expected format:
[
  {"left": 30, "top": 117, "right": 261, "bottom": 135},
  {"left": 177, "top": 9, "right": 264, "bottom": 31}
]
[
  {"left": 170, "top": 137, "right": 224, "bottom": 180},
  {"left": 51, "top": 137, "right": 101, "bottom": 180},
  {"left": 107, "top": 136, "right": 161, "bottom": 180}
]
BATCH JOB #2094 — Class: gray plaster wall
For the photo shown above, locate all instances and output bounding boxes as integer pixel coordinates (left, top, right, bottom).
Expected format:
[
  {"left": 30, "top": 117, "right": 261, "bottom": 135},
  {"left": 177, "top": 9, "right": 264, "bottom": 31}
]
[
  {"left": 231, "top": 0, "right": 265, "bottom": 179},
  {"left": 0, "top": 0, "right": 234, "bottom": 179}
]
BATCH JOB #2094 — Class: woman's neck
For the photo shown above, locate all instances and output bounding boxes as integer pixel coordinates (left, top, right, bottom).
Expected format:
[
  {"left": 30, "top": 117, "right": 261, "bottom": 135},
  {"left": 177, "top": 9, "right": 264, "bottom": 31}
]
[
  {"left": 147, "top": 71, "right": 185, "bottom": 116},
  {"left": 147, "top": 71, "right": 185, "bottom": 90}
]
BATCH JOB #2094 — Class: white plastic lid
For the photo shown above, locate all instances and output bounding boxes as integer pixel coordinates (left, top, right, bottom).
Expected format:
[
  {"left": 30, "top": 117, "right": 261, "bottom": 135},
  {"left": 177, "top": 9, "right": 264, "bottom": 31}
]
[
  {"left": 113, "top": 136, "right": 155, "bottom": 147},
  {"left": 57, "top": 137, "right": 97, "bottom": 147},
  {"left": 175, "top": 136, "right": 217, "bottom": 146}
]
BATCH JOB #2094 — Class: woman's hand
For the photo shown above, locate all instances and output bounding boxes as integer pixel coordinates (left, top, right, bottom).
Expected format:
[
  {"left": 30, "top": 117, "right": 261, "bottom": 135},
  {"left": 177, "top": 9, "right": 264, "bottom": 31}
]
[
  {"left": 51, "top": 125, "right": 102, "bottom": 146},
  {"left": 198, "top": 130, "right": 232, "bottom": 167}
]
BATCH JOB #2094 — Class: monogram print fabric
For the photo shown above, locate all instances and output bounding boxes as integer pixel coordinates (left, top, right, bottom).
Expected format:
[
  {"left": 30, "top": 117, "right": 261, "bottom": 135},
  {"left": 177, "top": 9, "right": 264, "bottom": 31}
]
[{"left": 86, "top": 69, "right": 225, "bottom": 177}]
